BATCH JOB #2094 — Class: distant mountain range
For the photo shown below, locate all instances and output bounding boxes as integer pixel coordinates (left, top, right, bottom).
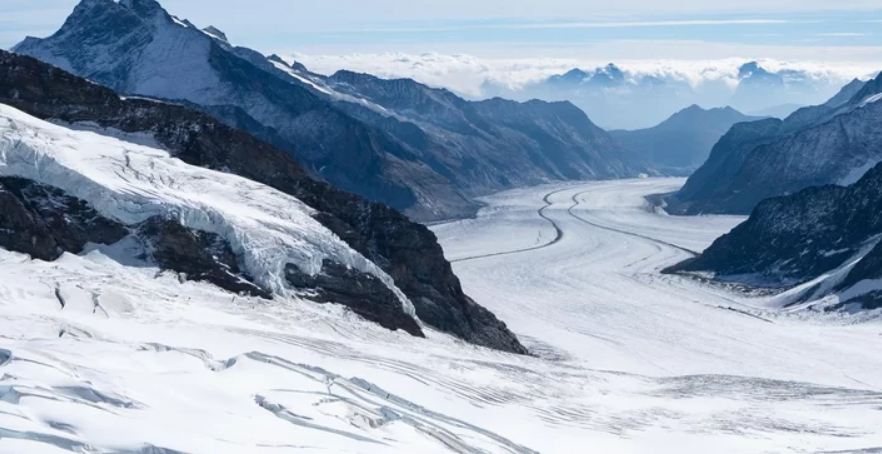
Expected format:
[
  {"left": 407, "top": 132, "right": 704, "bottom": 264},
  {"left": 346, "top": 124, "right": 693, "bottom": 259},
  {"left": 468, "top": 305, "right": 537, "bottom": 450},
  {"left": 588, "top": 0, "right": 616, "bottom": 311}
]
[
  {"left": 12, "top": 0, "right": 651, "bottom": 222},
  {"left": 610, "top": 105, "right": 763, "bottom": 176},
  {"left": 662, "top": 74, "right": 880, "bottom": 216},
  {"left": 482, "top": 62, "right": 865, "bottom": 130}
]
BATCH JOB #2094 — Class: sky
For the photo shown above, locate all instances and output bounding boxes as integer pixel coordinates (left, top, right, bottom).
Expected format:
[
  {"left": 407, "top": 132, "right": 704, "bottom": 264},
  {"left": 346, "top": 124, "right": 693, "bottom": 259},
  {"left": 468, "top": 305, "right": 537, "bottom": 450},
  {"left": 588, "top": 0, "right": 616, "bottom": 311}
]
[{"left": 2, "top": 0, "right": 882, "bottom": 60}]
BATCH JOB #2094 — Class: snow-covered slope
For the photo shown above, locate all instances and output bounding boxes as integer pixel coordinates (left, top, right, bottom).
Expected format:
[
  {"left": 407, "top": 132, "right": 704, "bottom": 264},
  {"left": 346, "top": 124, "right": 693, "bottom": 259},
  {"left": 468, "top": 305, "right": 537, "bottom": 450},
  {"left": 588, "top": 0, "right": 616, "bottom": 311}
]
[
  {"left": 4, "top": 178, "right": 882, "bottom": 453},
  {"left": 0, "top": 103, "right": 417, "bottom": 320}
]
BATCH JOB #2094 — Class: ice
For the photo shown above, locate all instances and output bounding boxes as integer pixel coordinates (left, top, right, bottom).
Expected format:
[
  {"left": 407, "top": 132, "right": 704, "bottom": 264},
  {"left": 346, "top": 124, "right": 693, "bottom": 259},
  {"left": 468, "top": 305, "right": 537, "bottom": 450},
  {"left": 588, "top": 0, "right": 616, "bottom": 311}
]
[
  {"left": 2, "top": 123, "right": 882, "bottom": 452},
  {"left": 860, "top": 92, "right": 882, "bottom": 107},
  {"left": 269, "top": 60, "right": 334, "bottom": 95},
  {"left": 0, "top": 103, "right": 414, "bottom": 315}
]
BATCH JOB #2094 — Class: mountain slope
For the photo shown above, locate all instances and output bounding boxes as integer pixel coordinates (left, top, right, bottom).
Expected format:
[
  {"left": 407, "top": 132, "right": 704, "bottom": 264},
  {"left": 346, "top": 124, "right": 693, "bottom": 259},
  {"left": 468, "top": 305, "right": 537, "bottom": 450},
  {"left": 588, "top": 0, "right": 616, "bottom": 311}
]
[
  {"left": 610, "top": 105, "right": 762, "bottom": 175},
  {"left": 13, "top": 0, "right": 650, "bottom": 221},
  {"left": 322, "top": 70, "right": 650, "bottom": 192},
  {"left": 663, "top": 74, "right": 881, "bottom": 215},
  {"left": 668, "top": 162, "right": 882, "bottom": 311},
  {"left": 0, "top": 49, "right": 527, "bottom": 354}
]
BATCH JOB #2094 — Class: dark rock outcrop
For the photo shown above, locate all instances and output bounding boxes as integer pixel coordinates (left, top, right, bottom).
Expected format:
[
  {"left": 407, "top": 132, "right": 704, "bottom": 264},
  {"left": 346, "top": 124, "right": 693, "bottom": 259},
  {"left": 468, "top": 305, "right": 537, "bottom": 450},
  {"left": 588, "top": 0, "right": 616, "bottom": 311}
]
[
  {"left": 0, "top": 177, "right": 127, "bottom": 260},
  {"left": 286, "top": 260, "right": 423, "bottom": 337},
  {"left": 137, "top": 217, "right": 270, "bottom": 299},
  {"left": 668, "top": 163, "right": 882, "bottom": 309},
  {"left": 0, "top": 175, "right": 270, "bottom": 298},
  {"left": 0, "top": 50, "right": 528, "bottom": 354}
]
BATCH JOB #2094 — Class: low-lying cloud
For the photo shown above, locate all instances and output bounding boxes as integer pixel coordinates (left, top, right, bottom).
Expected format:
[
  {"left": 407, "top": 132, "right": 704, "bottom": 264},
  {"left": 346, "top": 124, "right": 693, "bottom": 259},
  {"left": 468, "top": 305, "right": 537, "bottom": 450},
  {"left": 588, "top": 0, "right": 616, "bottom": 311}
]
[{"left": 291, "top": 52, "right": 878, "bottom": 98}]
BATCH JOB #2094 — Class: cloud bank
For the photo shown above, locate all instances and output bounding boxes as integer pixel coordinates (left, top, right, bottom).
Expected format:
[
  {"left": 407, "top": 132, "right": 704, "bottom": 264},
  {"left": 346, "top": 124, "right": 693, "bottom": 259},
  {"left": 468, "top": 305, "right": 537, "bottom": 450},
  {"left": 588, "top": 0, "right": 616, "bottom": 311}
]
[
  {"left": 291, "top": 52, "right": 878, "bottom": 97},
  {"left": 290, "top": 52, "right": 880, "bottom": 128}
]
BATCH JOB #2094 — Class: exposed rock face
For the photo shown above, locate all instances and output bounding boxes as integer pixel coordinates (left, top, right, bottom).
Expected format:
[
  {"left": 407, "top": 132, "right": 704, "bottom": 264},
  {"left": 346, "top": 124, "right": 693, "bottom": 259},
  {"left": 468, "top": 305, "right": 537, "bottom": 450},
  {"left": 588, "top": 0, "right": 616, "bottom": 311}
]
[
  {"left": 0, "top": 177, "right": 128, "bottom": 261},
  {"left": 0, "top": 50, "right": 528, "bottom": 354},
  {"left": 13, "top": 0, "right": 651, "bottom": 221},
  {"left": 0, "top": 173, "right": 272, "bottom": 298},
  {"left": 0, "top": 175, "right": 268, "bottom": 299},
  {"left": 664, "top": 74, "right": 882, "bottom": 215},
  {"left": 286, "top": 260, "right": 424, "bottom": 337},
  {"left": 138, "top": 217, "right": 271, "bottom": 299},
  {"left": 664, "top": 118, "right": 784, "bottom": 214},
  {"left": 610, "top": 105, "right": 763, "bottom": 176},
  {"left": 312, "top": 210, "right": 527, "bottom": 354},
  {"left": 668, "top": 163, "right": 882, "bottom": 310}
]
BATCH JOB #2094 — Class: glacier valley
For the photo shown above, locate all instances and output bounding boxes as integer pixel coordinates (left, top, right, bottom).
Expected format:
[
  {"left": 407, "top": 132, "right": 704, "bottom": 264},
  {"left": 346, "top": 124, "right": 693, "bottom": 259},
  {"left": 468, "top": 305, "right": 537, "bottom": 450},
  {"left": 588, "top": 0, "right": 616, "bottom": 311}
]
[{"left": 1, "top": 105, "right": 881, "bottom": 452}]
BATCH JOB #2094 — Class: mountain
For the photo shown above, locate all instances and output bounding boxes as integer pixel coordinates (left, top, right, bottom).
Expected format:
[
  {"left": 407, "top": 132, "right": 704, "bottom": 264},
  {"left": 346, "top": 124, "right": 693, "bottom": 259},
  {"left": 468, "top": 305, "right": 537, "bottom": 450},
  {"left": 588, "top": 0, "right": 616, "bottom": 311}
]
[
  {"left": 0, "top": 49, "right": 528, "bottom": 354},
  {"left": 484, "top": 63, "right": 698, "bottom": 129},
  {"left": 610, "top": 105, "right": 762, "bottom": 176},
  {"left": 667, "top": 162, "right": 882, "bottom": 312},
  {"left": 483, "top": 61, "right": 860, "bottom": 130},
  {"left": 12, "top": 0, "right": 650, "bottom": 222},
  {"left": 729, "top": 62, "right": 786, "bottom": 113},
  {"left": 321, "top": 69, "right": 650, "bottom": 190},
  {"left": 662, "top": 74, "right": 881, "bottom": 215}
]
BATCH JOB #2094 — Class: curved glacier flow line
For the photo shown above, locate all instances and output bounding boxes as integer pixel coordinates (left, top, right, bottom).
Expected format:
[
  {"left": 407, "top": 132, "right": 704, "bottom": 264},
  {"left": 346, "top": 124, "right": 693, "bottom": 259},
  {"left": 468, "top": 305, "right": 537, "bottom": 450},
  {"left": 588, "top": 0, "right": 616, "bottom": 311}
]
[
  {"left": 450, "top": 188, "right": 568, "bottom": 263},
  {"left": 566, "top": 188, "right": 778, "bottom": 323},
  {"left": 566, "top": 190, "right": 700, "bottom": 257}
]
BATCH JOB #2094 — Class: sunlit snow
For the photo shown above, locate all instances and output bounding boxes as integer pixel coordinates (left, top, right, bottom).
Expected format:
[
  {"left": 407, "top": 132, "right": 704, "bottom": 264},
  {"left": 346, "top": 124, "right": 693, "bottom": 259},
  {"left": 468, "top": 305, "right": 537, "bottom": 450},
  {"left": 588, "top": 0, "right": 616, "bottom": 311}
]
[{"left": 1, "top": 107, "right": 882, "bottom": 453}]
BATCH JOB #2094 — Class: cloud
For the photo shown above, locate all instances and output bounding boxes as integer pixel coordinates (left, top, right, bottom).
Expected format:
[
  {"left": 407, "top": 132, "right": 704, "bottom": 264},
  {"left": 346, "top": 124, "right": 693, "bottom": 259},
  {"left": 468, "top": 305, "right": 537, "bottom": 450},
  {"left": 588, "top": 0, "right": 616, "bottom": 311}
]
[{"left": 291, "top": 50, "right": 881, "bottom": 98}]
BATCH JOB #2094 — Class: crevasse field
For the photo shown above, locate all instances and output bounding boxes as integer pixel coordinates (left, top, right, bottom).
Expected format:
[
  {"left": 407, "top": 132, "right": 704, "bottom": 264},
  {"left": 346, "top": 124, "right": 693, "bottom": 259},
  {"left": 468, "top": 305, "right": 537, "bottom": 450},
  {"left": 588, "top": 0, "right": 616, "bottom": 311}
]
[{"left": 1, "top": 106, "right": 882, "bottom": 453}]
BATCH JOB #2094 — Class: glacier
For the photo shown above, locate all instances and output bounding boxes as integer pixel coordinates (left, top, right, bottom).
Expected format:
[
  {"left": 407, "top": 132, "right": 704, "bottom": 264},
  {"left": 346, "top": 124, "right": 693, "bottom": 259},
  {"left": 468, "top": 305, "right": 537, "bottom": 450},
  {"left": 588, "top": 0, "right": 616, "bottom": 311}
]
[
  {"left": 0, "top": 104, "right": 416, "bottom": 318},
  {"left": 2, "top": 169, "right": 882, "bottom": 452}
]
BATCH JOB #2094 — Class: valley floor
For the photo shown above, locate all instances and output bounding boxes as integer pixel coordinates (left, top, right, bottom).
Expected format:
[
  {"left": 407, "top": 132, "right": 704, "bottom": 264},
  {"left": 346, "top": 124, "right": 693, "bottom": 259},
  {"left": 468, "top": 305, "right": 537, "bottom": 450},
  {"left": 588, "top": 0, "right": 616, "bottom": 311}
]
[{"left": 2, "top": 179, "right": 882, "bottom": 453}]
